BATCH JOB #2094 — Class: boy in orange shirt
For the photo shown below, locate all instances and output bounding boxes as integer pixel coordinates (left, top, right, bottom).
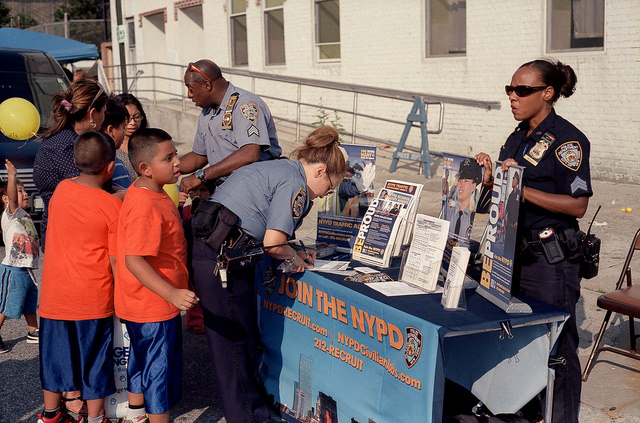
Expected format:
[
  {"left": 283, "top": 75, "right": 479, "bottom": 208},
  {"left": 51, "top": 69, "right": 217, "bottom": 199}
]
[
  {"left": 115, "top": 128, "right": 198, "bottom": 423},
  {"left": 38, "top": 131, "right": 122, "bottom": 423}
]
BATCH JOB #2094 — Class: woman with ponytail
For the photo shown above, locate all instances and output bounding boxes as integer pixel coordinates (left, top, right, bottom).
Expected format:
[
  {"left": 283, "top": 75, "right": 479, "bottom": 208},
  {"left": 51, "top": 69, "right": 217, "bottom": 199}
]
[
  {"left": 191, "top": 125, "right": 346, "bottom": 423},
  {"left": 34, "top": 80, "right": 108, "bottom": 249},
  {"left": 475, "top": 59, "right": 592, "bottom": 423}
]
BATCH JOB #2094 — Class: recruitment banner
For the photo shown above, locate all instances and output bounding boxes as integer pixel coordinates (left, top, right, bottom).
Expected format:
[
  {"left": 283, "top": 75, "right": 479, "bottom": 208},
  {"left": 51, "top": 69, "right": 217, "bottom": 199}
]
[
  {"left": 478, "top": 162, "right": 524, "bottom": 306},
  {"left": 256, "top": 263, "right": 443, "bottom": 423},
  {"left": 317, "top": 145, "right": 376, "bottom": 250},
  {"left": 440, "top": 153, "right": 484, "bottom": 273}
]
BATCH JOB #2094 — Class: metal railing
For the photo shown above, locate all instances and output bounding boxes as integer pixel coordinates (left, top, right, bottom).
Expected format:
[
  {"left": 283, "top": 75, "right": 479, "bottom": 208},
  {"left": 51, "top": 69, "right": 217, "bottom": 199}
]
[{"left": 104, "top": 61, "right": 501, "bottom": 148}]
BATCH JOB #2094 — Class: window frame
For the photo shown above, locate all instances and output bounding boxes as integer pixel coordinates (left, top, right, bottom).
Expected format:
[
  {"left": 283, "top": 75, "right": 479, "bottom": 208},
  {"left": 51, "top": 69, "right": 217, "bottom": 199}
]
[
  {"left": 546, "top": 0, "right": 605, "bottom": 52},
  {"left": 230, "top": 0, "right": 248, "bottom": 66},
  {"left": 264, "top": 0, "right": 286, "bottom": 66},
  {"left": 425, "top": 0, "right": 467, "bottom": 58},
  {"left": 314, "top": 0, "right": 341, "bottom": 62}
]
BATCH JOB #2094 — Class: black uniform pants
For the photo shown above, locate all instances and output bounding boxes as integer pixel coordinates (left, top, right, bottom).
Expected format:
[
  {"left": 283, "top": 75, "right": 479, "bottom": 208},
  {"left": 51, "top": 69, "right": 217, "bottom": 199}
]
[
  {"left": 191, "top": 237, "right": 270, "bottom": 423},
  {"left": 514, "top": 251, "right": 581, "bottom": 423}
]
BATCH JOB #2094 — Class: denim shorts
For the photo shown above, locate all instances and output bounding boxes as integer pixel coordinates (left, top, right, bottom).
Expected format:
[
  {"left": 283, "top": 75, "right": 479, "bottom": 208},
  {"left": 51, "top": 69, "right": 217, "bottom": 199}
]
[{"left": 0, "top": 264, "right": 38, "bottom": 319}]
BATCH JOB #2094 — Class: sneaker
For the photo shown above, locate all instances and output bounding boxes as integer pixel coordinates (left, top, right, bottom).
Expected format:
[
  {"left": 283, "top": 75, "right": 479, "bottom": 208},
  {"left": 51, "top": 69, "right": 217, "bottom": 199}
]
[
  {"left": 120, "top": 414, "right": 149, "bottom": 423},
  {"left": 0, "top": 336, "right": 8, "bottom": 353},
  {"left": 27, "top": 329, "right": 39, "bottom": 344},
  {"left": 36, "top": 410, "right": 70, "bottom": 423}
]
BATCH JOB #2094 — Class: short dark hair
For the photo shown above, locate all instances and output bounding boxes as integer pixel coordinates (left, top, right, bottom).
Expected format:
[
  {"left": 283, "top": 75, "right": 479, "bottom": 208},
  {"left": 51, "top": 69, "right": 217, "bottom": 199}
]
[
  {"left": 128, "top": 128, "right": 173, "bottom": 176},
  {"left": 74, "top": 130, "right": 116, "bottom": 175},
  {"left": 101, "top": 96, "right": 129, "bottom": 130},
  {"left": 116, "top": 93, "right": 148, "bottom": 130}
]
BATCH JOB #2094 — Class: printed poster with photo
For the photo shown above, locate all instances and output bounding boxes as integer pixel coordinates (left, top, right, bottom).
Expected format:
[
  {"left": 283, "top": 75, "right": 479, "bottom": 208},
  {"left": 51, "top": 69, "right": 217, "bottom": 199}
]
[
  {"left": 316, "top": 145, "right": 376, "bottom": 250},
  {"left": 440, "top": 153, "right": 485, "bottom": 272},
  {"left": 477, "top": 162, "right": 524, "bottom": 305}
]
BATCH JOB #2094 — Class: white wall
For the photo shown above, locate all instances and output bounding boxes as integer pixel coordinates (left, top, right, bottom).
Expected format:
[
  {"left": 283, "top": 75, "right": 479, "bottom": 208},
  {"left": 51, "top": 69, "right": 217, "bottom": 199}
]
[{"left": 109, "top": 0, "right": 640, "bottom": 183}]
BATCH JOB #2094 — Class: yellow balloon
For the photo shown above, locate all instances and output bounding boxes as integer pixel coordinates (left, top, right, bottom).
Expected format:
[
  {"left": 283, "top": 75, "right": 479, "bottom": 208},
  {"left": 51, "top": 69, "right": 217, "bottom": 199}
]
[
  {"left": 0, "top": 98, "right": 40, "bottom": 140},
  {"left": 163, "top": 184, "right": 180, "bottom": 207}
]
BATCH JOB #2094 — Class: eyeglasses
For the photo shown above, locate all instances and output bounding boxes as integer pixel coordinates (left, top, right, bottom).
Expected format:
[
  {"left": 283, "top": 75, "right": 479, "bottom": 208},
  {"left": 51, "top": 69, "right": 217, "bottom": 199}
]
[
  {"left": 127, "top": 114, "right": 143, "bottom": 123},
  {"left": 505, "top": 85, "right": 547, "bottom": 97},
  {"left": 187, "top": 62, "right": 212, "bottom": 83},
  {"left": 86, "top": 82, "right": 105, "bottom": 111},
  {"left": 325, "top": 172, "right": 336, "bottom": 194}
]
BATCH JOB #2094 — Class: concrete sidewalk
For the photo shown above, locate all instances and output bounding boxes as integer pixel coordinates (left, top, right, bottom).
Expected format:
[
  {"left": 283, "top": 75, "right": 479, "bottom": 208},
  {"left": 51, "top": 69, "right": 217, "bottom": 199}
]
[{"left": 1, "top": 118, "right": 638, "bottom": 422}]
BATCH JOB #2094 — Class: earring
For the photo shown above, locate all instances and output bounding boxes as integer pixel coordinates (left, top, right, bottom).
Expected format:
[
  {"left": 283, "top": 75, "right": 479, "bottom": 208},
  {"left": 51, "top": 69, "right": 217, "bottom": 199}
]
[{"left": 89, "top": 121, "right": 96, "bottom": 129}]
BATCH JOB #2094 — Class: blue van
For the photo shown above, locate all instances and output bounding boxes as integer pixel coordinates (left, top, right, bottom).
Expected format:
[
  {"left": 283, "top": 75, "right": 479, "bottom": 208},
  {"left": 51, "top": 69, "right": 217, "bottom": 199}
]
[{"left": 0, "top": 47, "right": 70, "bottom": 225}]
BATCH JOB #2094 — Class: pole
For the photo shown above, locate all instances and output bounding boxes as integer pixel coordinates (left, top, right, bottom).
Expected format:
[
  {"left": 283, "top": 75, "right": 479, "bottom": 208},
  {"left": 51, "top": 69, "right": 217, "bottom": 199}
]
[{"left": 115, "top": 0, "right": 128, "bottom": 93}]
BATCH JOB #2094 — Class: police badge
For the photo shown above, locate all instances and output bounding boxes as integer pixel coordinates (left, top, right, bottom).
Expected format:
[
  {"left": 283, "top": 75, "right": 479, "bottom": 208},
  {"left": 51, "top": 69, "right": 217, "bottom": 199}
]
[
  {"left": 404, "top": 327, "right": 422, "bottom": 368},
  {"left": 523, "top": 132, "right": 555, "bottom": 166}
]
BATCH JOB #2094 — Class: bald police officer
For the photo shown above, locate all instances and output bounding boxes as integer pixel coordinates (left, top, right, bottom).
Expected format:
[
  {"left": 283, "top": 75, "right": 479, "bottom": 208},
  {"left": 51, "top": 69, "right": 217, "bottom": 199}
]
[{"left": 179, "top": 59, "right": 281, "bottom": 192}]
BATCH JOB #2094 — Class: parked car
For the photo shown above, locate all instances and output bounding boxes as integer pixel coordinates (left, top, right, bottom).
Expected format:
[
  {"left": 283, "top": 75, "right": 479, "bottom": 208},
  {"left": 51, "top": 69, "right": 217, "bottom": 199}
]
[{"left": 0, "top": 47, "right": 70, "bottom": 228}]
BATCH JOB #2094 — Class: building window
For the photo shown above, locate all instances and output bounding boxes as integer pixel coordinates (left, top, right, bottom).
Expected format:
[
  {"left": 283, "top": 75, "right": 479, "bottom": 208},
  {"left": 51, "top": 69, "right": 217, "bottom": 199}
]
[
  {"left": 230, "top": 0, "right": 248, "bottom": 66},
  {"left": 126, "top": 17, "right": 135, "bottom": 49},
  {"left": 264, "top": 0, "right": 285, "bottom": 65},
  {"left": 315, "top": 0, "right": 340, "bottom": 60},
  {"left": 426, "top": 0, "right": 466, "bottom": 56},
  {"left": 547, "top": 0, "right": 604, "bottom": 51}
]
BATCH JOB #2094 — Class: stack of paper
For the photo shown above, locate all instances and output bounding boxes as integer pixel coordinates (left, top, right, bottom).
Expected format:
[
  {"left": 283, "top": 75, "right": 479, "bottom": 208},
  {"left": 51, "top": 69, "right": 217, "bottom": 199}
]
[{"left": 351, "top": 180, "right": 423, "bottom": 267}]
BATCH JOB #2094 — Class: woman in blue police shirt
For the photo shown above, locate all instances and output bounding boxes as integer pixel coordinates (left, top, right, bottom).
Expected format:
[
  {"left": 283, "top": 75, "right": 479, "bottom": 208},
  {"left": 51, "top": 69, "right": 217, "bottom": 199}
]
[
  {"left": 475, "top": 59, "right": 591, "bottom": 423},
  {"left": 191, "top": 126, "right": 346, "bottom": 423}
]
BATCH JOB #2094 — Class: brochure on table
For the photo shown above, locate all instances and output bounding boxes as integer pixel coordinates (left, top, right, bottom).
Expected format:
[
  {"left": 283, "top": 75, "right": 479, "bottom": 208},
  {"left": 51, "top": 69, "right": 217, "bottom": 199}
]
[
  {"left": 442, "top": 246, "right": 471, "bottom": 310},
  {"left": 351, "top": 180, "right": 423, "bottom": 268},
  {"left": 399, "top": 214, "right": 449, "bottom": 292},
  {"left": 476, "top": 162, "right": 530, "bottom": 313},
  {"left": 440, "top": 153, "right": 485, "bottom": 273},
  {"left": 316, "top": 145, "right": 376, "bottom": 251}
]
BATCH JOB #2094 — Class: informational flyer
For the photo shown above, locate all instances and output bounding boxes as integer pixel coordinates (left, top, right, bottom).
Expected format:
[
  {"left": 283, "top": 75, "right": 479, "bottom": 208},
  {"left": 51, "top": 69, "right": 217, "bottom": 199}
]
[
  {"left": 477, "top": 162, "right": 524, "bottom": 306},
  {"left": 400, "top": 214, "right": 450, "bottom": 291},
  {"left": 317, "top": 145, "right": 376, "bottom": 250},
  {"left": 352, "top": 180, "right": 422, "bottom": 267}
]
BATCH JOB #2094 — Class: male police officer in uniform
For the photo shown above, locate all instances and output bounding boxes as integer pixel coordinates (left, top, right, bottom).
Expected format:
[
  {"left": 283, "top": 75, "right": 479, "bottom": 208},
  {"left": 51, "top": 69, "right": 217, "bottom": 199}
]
[
  {"left": 179, "top": 59, "right": 284, "bottom": 422},
  {"left": 179, "top": 59, "right": 281, "bottom": 191}
]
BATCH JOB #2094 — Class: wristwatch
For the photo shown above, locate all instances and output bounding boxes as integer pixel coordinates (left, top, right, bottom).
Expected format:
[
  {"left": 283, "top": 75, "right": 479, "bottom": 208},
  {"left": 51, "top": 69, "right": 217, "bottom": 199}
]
[{"left": 195, "top": 168, "right": 206, "bottom": 183}]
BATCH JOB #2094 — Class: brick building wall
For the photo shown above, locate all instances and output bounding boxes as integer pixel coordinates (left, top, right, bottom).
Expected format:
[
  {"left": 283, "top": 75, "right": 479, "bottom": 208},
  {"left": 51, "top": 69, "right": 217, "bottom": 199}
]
[{"left": 110, "top": 0, "right": 640, "bottom": 183}]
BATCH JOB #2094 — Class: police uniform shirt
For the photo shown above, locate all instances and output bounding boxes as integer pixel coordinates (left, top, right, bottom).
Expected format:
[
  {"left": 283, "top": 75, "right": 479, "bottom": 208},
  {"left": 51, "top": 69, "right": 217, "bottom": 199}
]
[
  {"left": 210, "top": 159, "right": 310, "bottom": 241},
  {"left": 192, "top": 82, "right": 282, "bottom": 166},
  {"left": 499, "top": 109, "right": 592, "bottom": 230}
]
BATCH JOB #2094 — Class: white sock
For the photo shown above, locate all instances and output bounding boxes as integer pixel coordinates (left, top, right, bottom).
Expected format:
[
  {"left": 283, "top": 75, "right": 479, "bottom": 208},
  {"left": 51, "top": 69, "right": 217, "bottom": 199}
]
[{"left": 126, "top": 404, "right": 147, "bottom": 421}]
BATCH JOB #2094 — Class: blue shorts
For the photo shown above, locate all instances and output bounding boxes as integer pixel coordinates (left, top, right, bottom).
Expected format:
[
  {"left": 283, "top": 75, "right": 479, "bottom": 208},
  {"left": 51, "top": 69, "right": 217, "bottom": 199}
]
[
  {"left": 39, "top": 317, "right": 116, "bottom": 399},
  {"left": 124, "top": 315, "right": 182, "bottom": 414},
  {"left": 0, "top": 264, "right": 38, "bottom": 319}
]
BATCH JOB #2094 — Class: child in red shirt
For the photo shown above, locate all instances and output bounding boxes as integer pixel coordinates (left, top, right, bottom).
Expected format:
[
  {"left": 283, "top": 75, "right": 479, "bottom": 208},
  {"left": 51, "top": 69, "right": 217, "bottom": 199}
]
[
  {"left": 115, "top": 128, "right": 198, "bottom": 423},
  {"left": 38, "top": 131, "right": 122, "bottom": 423}
]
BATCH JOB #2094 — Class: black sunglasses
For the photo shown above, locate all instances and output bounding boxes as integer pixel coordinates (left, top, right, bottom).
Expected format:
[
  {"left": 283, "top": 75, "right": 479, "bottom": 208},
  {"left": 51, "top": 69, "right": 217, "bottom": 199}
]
[{"left": 505, "top": 85, "right": 547, "bottom": 97}]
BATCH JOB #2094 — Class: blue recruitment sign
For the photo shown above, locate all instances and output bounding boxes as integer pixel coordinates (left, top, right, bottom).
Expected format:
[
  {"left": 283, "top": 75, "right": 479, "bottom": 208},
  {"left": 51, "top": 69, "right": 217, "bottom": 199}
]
[{"left": 256, "top": 265, "right": 443, "bottom": 422}]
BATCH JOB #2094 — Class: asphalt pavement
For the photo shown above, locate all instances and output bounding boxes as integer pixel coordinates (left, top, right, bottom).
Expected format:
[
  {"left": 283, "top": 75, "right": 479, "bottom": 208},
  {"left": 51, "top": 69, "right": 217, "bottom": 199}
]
[{"left": 1, "top": 120, "right": 639, "bottom": 422}]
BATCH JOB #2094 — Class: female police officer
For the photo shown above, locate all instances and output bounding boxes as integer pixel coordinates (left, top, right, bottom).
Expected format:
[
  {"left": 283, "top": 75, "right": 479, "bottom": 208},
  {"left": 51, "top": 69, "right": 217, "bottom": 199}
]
[
  {"left": 475, "top": 59, "right": 592, "bottom": 423},
  {"left": 191, "top": 126, "right": 346, "bottom": 423}
]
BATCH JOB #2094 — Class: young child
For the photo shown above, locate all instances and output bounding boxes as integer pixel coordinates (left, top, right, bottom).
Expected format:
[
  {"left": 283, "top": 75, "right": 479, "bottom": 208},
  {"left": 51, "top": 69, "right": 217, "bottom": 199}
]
[
  {"left": 38, "top": 131, "right": 122, "bottom": 423},
  {"left": 115, "top": 128, "right": 198, "bottom": 423},
  {"left": 101, "top": 96, "right": 133, "bottom": 191},
  {"left": 0, "top": 159, "right": 40, "bottom": 354}
]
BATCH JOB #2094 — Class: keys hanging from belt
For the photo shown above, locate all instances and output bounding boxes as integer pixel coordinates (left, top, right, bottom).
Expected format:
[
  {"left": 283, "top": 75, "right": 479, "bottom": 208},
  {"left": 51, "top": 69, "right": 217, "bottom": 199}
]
[{"left": 213, "top": 241, "right": 229, "bottom": 288}]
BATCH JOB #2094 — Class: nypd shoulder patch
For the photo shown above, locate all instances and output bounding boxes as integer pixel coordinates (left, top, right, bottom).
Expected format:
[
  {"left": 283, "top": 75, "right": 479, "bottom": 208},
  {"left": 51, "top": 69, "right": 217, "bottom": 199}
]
[
  {"left": 241, "top": 102, "right": 259, "bottom": 123},
  {"left": 291, "top": 188, "right": 307, "bottom": 219},
  {"left": 555, "top": 141, "right": 582, "bottom": 171}
]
